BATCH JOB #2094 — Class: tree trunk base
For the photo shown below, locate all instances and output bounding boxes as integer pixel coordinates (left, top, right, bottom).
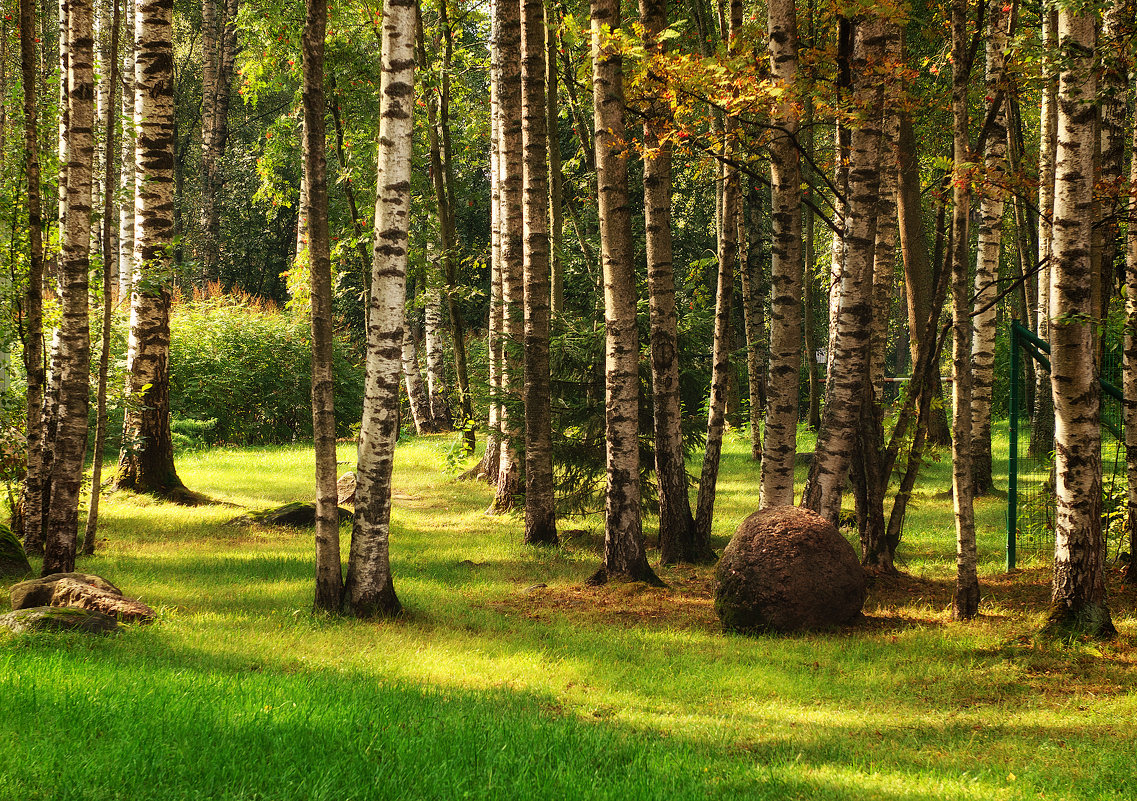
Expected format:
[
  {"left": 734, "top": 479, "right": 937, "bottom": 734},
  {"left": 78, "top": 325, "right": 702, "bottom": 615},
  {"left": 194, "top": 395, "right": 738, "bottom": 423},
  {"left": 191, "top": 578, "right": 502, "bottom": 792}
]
[
  {"left": 487, "top": 471, "right": 519, "bottom": 514},
  {"left": 524, "top": 518, "right": 558, "bottom": 546},
  {"left": 586, "top": 564, "right": 667, "bottom": 588},
  {"left": 861, "top": 555, "right": 899, "bottom": 577},
  {"left": 115, "top": 479, "right": 212, "bottom": 507},
  {"left": 1044, "top": 602, "right": 1117, "bottom": 639},
  {"left": 952, "top": 580, "right": 981, "bottom": 620},
  {"left": 348, "top": 579, "right": 402, "bottom": 619}
]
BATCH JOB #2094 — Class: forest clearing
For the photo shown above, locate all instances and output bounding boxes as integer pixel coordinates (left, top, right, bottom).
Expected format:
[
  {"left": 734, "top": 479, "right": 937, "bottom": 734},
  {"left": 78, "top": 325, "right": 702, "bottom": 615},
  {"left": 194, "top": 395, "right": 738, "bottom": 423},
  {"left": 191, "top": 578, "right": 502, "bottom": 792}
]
[
  {"left": 3, "top": 432, "right": 1137, "bottom": 800},
  {"left": 3, "top": 0, "right": 1137, "bottom": 792}
]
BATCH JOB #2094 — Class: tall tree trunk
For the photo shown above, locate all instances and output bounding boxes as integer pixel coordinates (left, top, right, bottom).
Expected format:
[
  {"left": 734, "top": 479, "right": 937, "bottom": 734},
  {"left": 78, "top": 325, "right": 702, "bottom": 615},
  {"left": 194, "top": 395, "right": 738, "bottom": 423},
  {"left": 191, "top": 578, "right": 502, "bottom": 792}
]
[
  {"left": 344, "top": 0, "right": 414, "bottom": 619},
  {"left": 1125, "top": 53, "right": 1137, "bottom": 584},
  {"left": 19, "top": 0, "right": 47, "bottom": 556},
  {"left": 422, "top": 275, "right": 452, "bottom": 427},
  {"left": 402, "top": 327, "right": 435, "bottom": 434},
  {"left": 1096, "top": 0, "right": 1127, "bottom": 341},
  {"left": 95, "top": 0, "right": 119, "bottom": 295},
  {"left": 197, "top": 0, "right": 237, "bottom": 284},
  {"left": 949, "top": 0, "right": 979, "bottom": 621},
  {"left": 43, "top": 0, "right": 96, "bottom": 575},
  {"left": 970, "top": 0, "right": 1009, "bottom": 496},
  {"left": 740, "top": 186, "right": 767, "bottom": 460},
  {"left": 851, "top": 17, "right": 900, "bottom": 572},
  {"left": 1046, "top": 4, "right": 1113, "bottom": 637},
  {"left": 521, "top": 0, "right": 557, "bottom": 545},
  {"left": 1030, "top": 5, "right": 1058, "bottom": 460},
  {"left": 198, "top": 0, "right": 219, "bottom": 280},
  {"left": 84, "top": 0, "right": 121, "bottom": 556},
  {"left": 590, "top": 0, "right": 657, "bottom": 584},
  {"left": 759, "top": 0, "right": 803, "bottom": 509},
  {"left": 801, "top": 15, "right": 885, "bottom": 526},
  {"left": 421, "top": 2, "right": 474, "bottom": 448},
  {"left": 472, "top": 0, "right": 503, "bottom": 485},
  {"left": 491, "top": 0, "right": 523, "bottom": 512},
  {"left": 694, "top": 0, "right": 741, "bottom": 548},
  {"left": 896, "top": 112, "right": 951, "bottom": 448},
  {"left": 640, "top": 0, "right": 700, "bottom": 564},
  {"left": 546, "top": 9, "right": 564, "bottom": 316},
  {"left": 117, "top": 0, "right": 135, "bottom": 302},
  {"left": 801, "top": 74, "right": 821, "bottom": 433},
  {"left": 303, "top": 0, "right": 343, "bottom": 612},
  {"left": 115, "top": 0, "right": 186, "bottom": 499}
]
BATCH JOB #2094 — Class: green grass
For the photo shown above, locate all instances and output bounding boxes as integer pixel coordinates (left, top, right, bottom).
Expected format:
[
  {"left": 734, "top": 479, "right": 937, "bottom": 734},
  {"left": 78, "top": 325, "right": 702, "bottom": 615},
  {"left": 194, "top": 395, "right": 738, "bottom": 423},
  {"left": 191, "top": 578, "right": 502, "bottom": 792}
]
[{"left": 3, "top": 427, "right": 1137, "bottom": 800}]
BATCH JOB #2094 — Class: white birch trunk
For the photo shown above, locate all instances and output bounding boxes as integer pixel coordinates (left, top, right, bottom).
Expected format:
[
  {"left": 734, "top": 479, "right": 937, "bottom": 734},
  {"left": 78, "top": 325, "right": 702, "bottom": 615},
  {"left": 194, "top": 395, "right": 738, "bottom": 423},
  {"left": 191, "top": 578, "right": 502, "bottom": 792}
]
[
  {"left": 344, "top": 0, "right": 414, "bottom": 618},
  {"left": 801, "top": 16, "right": 885, "bottom": 525},
  {"left": 1047, "top": 5, "right": 1113, "bottom": 636},
  {"left": 760, "top": 0, "right": 803, "bottom": 509},
  {"left": 969, "top": 0, "right": 1009, "bottom": 494}
]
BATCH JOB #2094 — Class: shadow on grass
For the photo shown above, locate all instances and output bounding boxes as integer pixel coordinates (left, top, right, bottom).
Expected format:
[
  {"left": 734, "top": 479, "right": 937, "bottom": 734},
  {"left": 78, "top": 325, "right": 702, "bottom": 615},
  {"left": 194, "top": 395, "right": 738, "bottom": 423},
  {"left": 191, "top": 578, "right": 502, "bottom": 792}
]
[{"left": 2, "top": 629, "right": 1135, "bottom": 801}]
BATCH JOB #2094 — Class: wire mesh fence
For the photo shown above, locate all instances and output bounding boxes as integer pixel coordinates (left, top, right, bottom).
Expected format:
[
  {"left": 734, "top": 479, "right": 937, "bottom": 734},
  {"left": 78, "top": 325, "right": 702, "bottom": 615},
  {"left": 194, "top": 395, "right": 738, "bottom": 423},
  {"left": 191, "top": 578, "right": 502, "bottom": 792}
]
[{"left": 1007, "top": 321, "right": 1126, "bottom": 569}]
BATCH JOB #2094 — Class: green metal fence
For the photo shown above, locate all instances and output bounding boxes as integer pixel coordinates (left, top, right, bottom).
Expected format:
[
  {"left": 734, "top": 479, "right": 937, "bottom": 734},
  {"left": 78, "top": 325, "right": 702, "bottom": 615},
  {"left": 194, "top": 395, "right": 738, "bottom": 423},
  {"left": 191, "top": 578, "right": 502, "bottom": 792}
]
[{"left": 1006, "top": 321, "right": 1125, "bottom": 570}]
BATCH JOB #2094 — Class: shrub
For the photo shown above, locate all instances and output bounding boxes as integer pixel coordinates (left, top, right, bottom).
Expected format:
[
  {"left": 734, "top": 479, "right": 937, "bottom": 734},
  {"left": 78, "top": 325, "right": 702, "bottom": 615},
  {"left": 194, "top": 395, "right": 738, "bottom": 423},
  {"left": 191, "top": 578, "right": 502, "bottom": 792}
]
[{"left": 169, "top": 291, "right": 364, "bottom": 445}]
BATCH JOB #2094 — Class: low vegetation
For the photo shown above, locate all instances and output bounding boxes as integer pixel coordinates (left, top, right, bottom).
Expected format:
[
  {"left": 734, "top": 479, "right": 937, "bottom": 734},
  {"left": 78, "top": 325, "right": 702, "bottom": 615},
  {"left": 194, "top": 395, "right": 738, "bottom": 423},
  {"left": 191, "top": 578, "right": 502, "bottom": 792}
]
[{"left": 3, "top": 431, "right": 1135, "bottom": 800}]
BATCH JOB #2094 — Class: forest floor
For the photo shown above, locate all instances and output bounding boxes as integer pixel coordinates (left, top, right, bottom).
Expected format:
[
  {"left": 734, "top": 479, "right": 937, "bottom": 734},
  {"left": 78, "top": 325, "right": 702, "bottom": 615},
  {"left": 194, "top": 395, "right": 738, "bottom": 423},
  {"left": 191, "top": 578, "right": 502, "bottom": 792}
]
[{"left": 3, "top": 426, "right": 1137, "bottom": 800}]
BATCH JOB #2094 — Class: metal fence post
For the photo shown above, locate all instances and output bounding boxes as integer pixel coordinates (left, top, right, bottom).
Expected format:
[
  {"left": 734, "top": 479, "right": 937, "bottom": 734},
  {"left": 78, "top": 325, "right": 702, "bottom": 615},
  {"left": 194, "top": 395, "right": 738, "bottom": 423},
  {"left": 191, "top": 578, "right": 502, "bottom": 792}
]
[{"left": 1007, "top": 321, "right": 1020, "bottom": 571}]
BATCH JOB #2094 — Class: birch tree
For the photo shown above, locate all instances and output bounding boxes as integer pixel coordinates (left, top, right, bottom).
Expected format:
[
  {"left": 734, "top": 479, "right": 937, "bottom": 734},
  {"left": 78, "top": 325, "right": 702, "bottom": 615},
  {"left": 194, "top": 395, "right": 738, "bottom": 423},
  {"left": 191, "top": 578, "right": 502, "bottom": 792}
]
[
  {"left": 18, "top": 0, "right": 47, "bottom": 557},
  {"left": 1031, "top": 5, "right": 1057, "bottom": 459},
  {"left": 1125, "top": 52, "right": 1137, "bottom": 585},
  {"left": 1046, "top": 3, "right": 1113, "bottom": 636},
  {"left": 801, "top": 15, "right": 885, "bottom": 526},
  {"left": 84, "top": 0, "right": 122, "bottom": 554},
  {"left": 693, "top": 0, "right": 741, "bottom": 550},
  {"left": 343, "top": 0, "right": 416, "bottom": 618},
  {"left": 521, "top": 0, "right": 557, "bottom": 545},
  {"left": 491, "top": 0, "right": 523, "bottom": 512},
  {"left": 303, "top": 0, "right": 343, "bottom": 612},
  {"left": 589, "top": 0, "right": 656, "bottom": 584},
  {"left": 949, "top": 0, "right": 978, "bottom": 620},
  {"left": 640, "top": 0, "right": 699, "bottom": 564},
  {"left": 116, "top": 0, "right": 188, "bottom": 500},
  {"left": 198, "top": 0, "right": 240, "bottom": 282},
  {"left": 970, "top": 0, "right": 1010, "bottom": 495},
  {"left": 760, "top": 0, "right": 803, "bottom": 508},
  {"left": 118, "top": 0, "right": 135, "bottom": 301},
  {"left": 43, "top": 0, "right": 96, "bottom": 574}
]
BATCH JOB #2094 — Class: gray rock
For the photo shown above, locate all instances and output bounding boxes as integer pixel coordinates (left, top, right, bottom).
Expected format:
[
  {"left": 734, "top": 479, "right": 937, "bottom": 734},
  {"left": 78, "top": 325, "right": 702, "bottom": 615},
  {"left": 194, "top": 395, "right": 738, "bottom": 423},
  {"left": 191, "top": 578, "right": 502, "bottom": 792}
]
[
  {"left": 714, "top": 506, "right": 866, "bottom": 634},
  {"left": 11, "top": 573, "right": 123, "bottom": 610},
  {"left": 230, "top": 502, "right": 352, "bottom": 528},
  {"left": 50, "top": 577, "right": 156, "bottom": 623},
  {"left": 0, "top": 525, "right": 32, "bottom": 579},
  {"left": 0, "top": 606, "right": 120, "bottom": 635},
  {"left": 337, "top": 472, "right": 357, "bottom": 506}
]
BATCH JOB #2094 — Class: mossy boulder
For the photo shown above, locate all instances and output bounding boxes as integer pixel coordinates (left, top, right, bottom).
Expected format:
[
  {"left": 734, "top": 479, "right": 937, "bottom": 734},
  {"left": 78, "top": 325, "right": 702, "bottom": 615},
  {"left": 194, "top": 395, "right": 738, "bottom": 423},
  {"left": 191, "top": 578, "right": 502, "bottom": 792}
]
[
  {"left": 714, "top": 506, "right": 866, "bottom": 634},
  {"left": 11, "top": 573, "right": 123, "bottom": 610},
  {"left": 51, "top": 577, "right": 156, "bottom": 623},
  {"left": 0, "top": 524, "right": 32, "bottom": 579},
  {"left": 230, "top": 502, "right": 351, "bottom": 529},
  {"left": 0, "top": 606, "right": 120, "bottom": 635}
]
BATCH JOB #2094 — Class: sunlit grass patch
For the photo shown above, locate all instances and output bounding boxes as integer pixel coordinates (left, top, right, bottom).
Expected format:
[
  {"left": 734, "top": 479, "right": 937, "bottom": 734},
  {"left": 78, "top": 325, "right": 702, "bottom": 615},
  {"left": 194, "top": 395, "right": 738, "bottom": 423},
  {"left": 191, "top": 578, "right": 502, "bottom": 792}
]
[{"left": 3, "top": 429, "right": 1137, "bottom": 800}]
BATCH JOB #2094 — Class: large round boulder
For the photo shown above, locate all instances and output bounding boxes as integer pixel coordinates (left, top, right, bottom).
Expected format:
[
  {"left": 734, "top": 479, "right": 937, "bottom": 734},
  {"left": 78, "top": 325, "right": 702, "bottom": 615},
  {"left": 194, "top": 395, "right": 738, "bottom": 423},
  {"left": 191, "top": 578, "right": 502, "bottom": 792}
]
[{"left": 714, "top": 506, "right": 866, "bottom": 633}]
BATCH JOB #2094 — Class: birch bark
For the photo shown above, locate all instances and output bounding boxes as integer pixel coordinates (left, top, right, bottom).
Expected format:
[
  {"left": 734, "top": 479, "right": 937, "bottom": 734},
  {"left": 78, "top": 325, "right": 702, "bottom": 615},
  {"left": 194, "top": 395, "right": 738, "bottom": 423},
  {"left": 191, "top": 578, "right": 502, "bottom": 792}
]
[
  {"left": 760, "top": 0, "right": 803, "bottom": 509},
  {"left": 344, "top": 0, "right": 416, "bottom": 618},
  {"left": 1047, "top": 5, "right": 1113, "bottom": 636}
]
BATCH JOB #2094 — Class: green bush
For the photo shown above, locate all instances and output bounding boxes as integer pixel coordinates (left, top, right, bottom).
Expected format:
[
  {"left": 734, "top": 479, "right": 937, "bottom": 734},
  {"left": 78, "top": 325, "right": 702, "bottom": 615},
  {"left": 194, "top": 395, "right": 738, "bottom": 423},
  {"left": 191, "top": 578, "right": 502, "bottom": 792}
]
[{"left": 169, "top": 294, "right": 364, "bottom": 445}]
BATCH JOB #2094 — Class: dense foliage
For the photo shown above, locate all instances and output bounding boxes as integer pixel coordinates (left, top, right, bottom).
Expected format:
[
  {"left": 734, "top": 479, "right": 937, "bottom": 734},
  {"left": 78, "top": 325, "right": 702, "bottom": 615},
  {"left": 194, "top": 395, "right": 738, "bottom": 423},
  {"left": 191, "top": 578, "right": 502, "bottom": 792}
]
[{"left": 168, "top": 290, "right": 364, "bottom": 445}]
